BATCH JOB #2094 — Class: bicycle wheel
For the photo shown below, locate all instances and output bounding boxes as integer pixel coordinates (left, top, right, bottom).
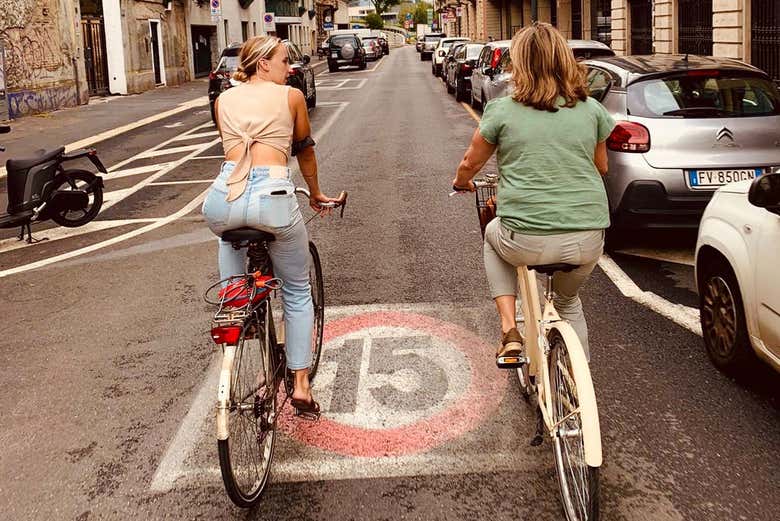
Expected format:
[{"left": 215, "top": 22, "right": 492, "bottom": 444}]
[
  {"left": 548, "top": 329, "right": 600, "bottom": 521},
  {"left": 308, "top": 242, "right": 325, "bottom": 381},
  {"left": 218, "top": 304, "right": 277, "bottom": 508}
]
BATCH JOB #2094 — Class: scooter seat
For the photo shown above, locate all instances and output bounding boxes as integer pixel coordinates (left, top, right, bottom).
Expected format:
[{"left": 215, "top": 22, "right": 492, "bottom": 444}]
[{"left": 6, "top": 147, "right": 65, "bottom": 172}]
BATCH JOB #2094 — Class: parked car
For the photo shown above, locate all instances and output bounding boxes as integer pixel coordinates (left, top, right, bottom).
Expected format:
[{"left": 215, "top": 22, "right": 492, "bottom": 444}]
[
  {"left": 318, "top": 36, "right": 330, "bottom": 58},
  {"left": 695, "top": 173, "right": 780, "bottom": 375},
  {"left": 432, "top": 37, "right": 470, "bottom": 77},
  {"left": 378, "top": 36, "right": 390, "bottom": 55},
  {"left": 328, "top": 34, "right": 367, "bottom": 72},
  {"left": 469, "top": 40, "right": 511, "bottom": 110},
  {"left": 361, "top": 35, "right": 382, "bottom": 60},
  {"left": 441, "top": 42, "right": 467, "bottom": 82},
  {"left": 445, "top": 43, "right": 485, "bottom": 102},
  {"left": 582, "top": 55, "right": 780, "bottom": 235},
  {"left": 208, "top": 40, "right": 317, "bottom": 123},
  {"left": 420, "top": 33, "right": 447, "bottom": 61},
  {"left": 474, "top": 39, "right": 616, "bottom": 109}
]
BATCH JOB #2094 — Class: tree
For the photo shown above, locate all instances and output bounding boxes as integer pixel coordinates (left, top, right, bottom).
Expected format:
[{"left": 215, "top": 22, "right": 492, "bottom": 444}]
[
  {"left": 365, "top": 12, "right": 385, "bottom": 29},
  {"left": 396, "top": 2, "right": 415, "bottom": 25},
  {"left": 369, "top": 0, "right": 400, "bottom": 16},
  {"left": 412, "top": 2, "right": 431, "bottom": 27}
]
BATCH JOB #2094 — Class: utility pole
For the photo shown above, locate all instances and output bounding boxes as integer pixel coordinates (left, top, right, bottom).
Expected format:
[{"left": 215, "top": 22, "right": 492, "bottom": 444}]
[{"left": 531, "top": 0, "right": 538, "bottom": 22}]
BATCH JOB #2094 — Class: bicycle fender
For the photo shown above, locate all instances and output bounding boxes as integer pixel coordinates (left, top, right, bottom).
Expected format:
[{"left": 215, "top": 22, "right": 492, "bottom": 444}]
[
  {"left": 216, "top": 345, "right": 236, "bottom": 441},
  {"left": 550, "top": 322, "right": 602, "bottom": 468}
]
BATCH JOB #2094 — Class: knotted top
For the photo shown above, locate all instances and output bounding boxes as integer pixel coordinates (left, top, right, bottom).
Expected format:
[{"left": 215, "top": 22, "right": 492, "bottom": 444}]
[{"left": 217, "top": 81, "right": 293, "bottom": 201}]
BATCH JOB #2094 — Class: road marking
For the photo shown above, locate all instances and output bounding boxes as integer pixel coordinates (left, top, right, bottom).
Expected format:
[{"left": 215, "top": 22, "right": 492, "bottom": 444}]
[
  {"left": 0, "top": 187, "right": 209, "bottom": 277},
  {"left": 316, "top": 56, "right": 386, "bottom": 77},
  {"left": 0, "top": 96, "right": 208, "bottom": 179},
  {"left": 107, "top": 163, "right": 174, "bottom": 180},
  {"left": 171, "top": 130, "right": 219, "bottom": 141},
  {"left": 461, "top": 101, "right": 480, "bottom": 122},
  {"left": 611, "top": 247, "right": 695, "bottom": 267},
  {"left": 148, "top": 180, "right": 213, "bottom": 186},
  {"left": 315, "top": 79, "right": 368, "bottom": 91},
  {"left": 137, "top": 144, "right": 206, "bottom": 159},
  {"left": 598, "top": 254, "right": 701, "bottom": 336},
  {"left": 0, "top": 218, "right": 158, "bottom": 253}
]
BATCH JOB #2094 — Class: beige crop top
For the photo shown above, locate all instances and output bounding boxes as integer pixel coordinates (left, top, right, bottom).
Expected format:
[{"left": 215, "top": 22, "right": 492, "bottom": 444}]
[{"left": 217, "top": 81, "right": 294, "bottom": 201}]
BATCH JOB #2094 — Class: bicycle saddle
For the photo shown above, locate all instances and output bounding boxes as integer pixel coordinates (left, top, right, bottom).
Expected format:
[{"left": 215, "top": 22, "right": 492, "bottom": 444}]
[
  {"left": 221, "top": 227, "right": 276, "bottom": 243},
  {"left": 6, "top": 147, "right": 65, "bottom": 172},
  {"left": 528, "top": 263, "right": 579, "bottom": 275}
]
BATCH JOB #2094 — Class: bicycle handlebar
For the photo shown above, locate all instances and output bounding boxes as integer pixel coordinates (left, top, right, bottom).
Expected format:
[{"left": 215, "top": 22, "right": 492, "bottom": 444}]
[
  {"left": 449, "top": 178, "right": 497, "bottom": 196},
  {"left": 294, "top": 188, "right": 348, "bottom": 217}
]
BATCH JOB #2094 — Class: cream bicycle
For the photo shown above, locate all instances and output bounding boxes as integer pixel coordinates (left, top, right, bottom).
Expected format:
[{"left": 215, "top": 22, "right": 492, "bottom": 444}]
[{"left": 455, "top": 176, "right": 602, "bottom": 521}]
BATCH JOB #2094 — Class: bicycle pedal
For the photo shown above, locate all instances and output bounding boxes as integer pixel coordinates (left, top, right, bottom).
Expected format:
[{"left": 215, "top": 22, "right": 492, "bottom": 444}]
[
  {"left": 496, "top": 355, "right": 527, "bottom": 369},
  {"left": 294, "top": 408, "right": 320, "bottom": 421}
]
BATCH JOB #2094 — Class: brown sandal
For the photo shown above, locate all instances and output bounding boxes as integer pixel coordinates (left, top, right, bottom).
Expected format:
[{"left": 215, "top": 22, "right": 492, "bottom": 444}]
[
  {"left": 290, "top": 396, "right": 321, "bottom": 421},
  {"left": 497, "top": 327, "right": 526, "bottom": 369}
]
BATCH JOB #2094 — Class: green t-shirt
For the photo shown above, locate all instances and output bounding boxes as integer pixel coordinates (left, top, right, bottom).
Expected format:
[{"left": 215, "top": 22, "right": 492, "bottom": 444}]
[{"left": 479, "top": 95, "right": 616, "bottom": 235}]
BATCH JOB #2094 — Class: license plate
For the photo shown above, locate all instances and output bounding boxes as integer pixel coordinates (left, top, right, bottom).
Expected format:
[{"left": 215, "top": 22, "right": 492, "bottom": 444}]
[
  {"left": 331, "top": 53, "right": 337, "bottom": 58},
  {"left": 686, "top": 169, "right": 761, "bottom": 189}
]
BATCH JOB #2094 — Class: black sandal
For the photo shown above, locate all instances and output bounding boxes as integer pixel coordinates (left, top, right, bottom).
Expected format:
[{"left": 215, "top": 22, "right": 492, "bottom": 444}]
[{"left": 290, "top": 396, "right": 321, "bottom": 421}]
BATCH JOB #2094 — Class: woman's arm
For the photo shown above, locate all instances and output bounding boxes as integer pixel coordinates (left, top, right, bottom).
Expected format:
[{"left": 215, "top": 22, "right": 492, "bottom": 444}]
[
  {"left": 453, "top": 128, "right": 497, "bottom": 190},
  {"left": 594, "top": 140, "right": 608, "bottom": 176}
]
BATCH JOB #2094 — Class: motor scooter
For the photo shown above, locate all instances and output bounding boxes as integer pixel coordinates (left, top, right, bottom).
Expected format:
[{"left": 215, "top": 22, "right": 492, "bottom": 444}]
[{"left": 0, "top": 124, "right": 107, "bottom": 243}]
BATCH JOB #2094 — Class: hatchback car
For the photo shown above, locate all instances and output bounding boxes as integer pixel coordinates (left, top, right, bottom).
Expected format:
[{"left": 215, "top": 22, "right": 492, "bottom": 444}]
[
  {"left": 445, "top": 43, "right": 485, "bottom": 102},
  {"left": 420, "top": 33, "right": 447, "bottom": 61},
  {"left": 361, "top": 36, "right": 381, "bottom": 60},
  {"left": 441, "top": 42, "right": 467, "bottom": 82},
  {"left": 432, "top": 37, "right": 470, "bottom": 77},
  {"left": 208, "top": 40, "right": 317, "bottom": 123},
  {"left": 469, "top": 40, "right": 511, "bottom": 109},
  {"left": 378, "top": 36, "right": 390, "bottom": 55},
  {"left": 696, "top": 173, "right": 780, "bottom": 375},
  {"left": 327, "top": 34, "right": 367, "bottom": 72},
  {"left": 583, "top": 55, "right": 780, "bottom": 233}
]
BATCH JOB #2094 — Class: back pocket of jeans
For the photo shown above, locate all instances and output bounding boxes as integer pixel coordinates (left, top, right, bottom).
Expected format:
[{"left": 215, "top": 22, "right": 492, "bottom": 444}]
[{"left": 253, "top": 190, "right": 294, "bottom": 228}]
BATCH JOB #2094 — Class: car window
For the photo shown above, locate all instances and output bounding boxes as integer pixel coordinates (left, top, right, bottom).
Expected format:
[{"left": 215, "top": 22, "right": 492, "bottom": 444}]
[
  {"left": 466, "top": 45, "right": 483, "bottom": 59},
  {"left": 216, "top": 55, "right": 239, "bottom": 74},
  {"left": 455, "top": 46, "right": 466, "bottom": 59},
  {"left": 331, "top": 36, "right": 356, "bottom": 46},
  {"left": 627, "top": 73, "right": 780, "bottom": 118},
  {"left": 573, "top": 48, "right": 616, "bottom": 61},
  {"left": 498, "top": 50, "right": 512, "bottom": 73},
  {"left": 478, "top": 47, "right": 491, "bottom": 67},
  {"left": 586, "top": 68, "right": 612, "bottom": 101},
  {"left": 286, "top": 43, "right": 301, "bottom": 63}
]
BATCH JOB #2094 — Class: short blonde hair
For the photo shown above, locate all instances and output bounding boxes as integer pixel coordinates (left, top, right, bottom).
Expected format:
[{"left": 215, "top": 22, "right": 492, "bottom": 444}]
[
  {"left": 509, "top": 23, "right": 588, "bottom": 112},
  {"left": 233, "top": 36, "right": 282, "bottom": 82}
]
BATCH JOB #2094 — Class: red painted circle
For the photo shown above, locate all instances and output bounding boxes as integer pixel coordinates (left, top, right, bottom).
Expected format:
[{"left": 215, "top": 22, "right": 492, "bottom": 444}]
[{"left": 279, "top": 311, "right": 507, "bottom": 457}]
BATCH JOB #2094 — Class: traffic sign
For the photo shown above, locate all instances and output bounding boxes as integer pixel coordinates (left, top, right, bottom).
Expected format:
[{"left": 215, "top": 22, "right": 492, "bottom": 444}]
[
  {"left": 280, "top": 311, "right": 507, "bottom": 457},
  {"left": 263, "top": 12, "right": 276, "bottom": 32},
  {"left": 210, "top": 0, "right": 221, "bottom": 20}
]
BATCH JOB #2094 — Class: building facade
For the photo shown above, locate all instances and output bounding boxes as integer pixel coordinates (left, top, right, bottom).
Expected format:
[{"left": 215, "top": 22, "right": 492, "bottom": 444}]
[{"left": 441, "top": 0, "right": 779, "bottom": 81}]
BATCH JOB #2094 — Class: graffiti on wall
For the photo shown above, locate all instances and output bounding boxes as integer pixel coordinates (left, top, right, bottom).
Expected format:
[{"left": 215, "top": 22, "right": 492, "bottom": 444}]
[{"left": 7, "top": 84, "right": 77, "bottom": 118}]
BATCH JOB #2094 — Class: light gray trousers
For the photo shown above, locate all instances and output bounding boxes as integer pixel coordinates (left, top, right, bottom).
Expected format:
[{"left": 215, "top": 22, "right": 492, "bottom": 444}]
[{"left": 483, "top": 218, "right": 604, "bottom": 358}]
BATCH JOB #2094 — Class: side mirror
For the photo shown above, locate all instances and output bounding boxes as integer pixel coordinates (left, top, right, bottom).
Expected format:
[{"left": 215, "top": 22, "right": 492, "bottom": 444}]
[
  {"left": 0, "top": 125, "right": 10, "bottom": 134},
  {"left": 748, "top": 173, "right": 780, "bottom": 215},
  {"left": 303, "top": 55, "right": 311, "bottom": 65},
  {"left": 438, "top": 50, "right": 446, "bottom": 57},
  {"left": 483, "top": 67, "right": 493, "bottom": 77}
]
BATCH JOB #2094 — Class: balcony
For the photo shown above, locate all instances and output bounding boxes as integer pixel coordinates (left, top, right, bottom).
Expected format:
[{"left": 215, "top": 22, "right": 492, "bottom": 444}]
[{"left": 266, "top": 0, "right": 302, "bottom": 18}]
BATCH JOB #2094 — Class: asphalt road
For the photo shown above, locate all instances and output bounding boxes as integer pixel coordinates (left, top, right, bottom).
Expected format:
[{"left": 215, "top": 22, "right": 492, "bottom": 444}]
[{"left": 0, "top": 47, "right": 777, "bottom": 521}]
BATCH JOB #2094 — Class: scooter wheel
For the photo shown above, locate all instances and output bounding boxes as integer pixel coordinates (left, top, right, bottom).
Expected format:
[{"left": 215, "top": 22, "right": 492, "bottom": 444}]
[{"left": 49, "top": 169, "right": 104, "bottom": 228}]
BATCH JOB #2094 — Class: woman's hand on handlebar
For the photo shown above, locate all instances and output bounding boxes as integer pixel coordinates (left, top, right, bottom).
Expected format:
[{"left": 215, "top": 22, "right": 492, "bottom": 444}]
[
  {"left": 451, "top": 178, "right": 475, "bottom": 193},
  {"left": 309, "top": 191, "right": 348, "bottom": 216}
]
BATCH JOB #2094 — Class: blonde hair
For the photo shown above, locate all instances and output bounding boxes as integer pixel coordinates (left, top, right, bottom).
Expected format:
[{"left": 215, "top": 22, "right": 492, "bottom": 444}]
[
  {"left": 509, "top": 23, "right": 588, "bottom": 112},
  {"left": 233, "top": 36, "right": 282, "bottom": 82}
]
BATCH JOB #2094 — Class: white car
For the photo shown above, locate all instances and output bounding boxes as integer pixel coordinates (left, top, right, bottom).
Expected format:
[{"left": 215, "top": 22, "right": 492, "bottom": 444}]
[
  {"left": 432, "top": 37, "right": 469, "bottom": 77},
  {"left": 695, "top": 173, "right": 780, "bottom": 375}
]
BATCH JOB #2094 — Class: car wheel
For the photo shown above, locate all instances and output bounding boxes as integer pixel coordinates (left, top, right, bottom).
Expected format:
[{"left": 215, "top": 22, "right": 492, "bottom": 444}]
[
  {"left": 328, "top": 62, "right": 337, "bottom": 73},
  {"left": 446, "top": 77, "right": 454, "bottom": 94},
  {"left": 307, "top": 91, "right": 316, "bottom": 110},
  {"left": 359, "top": 59, "right": 367, "bottom": 70},
  {"left": 455, "top": 79, "right": 465, "bottom": 102},
  {"left": 431, "top": 64, "right": 436, "bottom": 76},
  {"left": 209, "top": 101, "right": 217, "bottom": 125},
  {"left": 699, "top": 259, "right": 755, "bottom": 374}
]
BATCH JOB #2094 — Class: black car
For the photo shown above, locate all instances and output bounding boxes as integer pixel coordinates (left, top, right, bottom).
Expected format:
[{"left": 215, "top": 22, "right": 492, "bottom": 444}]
[
  {"left": 441, "top": 42, "right": 467, "bottom": 81},
  {"left": 328, "top": 34, "right": 367, "bottom": 72},
  {"left": 378, "top": 36, "right": 389, "bottom": 55},
  {"left": 208, "top": 40, "right": 317, "bottom": 123},
  {"left": 445, "top": 43, "right": 484, "bottom": 102}
]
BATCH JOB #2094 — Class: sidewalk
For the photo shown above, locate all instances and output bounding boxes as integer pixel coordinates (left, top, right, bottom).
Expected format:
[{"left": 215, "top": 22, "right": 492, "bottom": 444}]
[{"left": 1, "top": 58, "right": 328, "bottom": 170}]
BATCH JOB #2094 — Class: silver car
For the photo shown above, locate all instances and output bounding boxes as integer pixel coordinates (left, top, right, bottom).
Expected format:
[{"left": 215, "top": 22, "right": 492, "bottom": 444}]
[
  {"left": 478, "top": 40, "right": 616, "bottom": 107},
  {"left": 361, "top": 36, "right": 381, "bottom": 61},
  {"left": 584, "top": 55, "right": 780, "bottom": 232},
  {"left": 469, "top": 40, "right": 511, "bottom": 110}
]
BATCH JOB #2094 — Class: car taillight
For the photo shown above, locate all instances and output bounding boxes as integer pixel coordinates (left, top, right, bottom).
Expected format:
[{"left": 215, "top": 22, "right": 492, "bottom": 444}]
[
  {"left": 687, "top": 69, "right": 720, "bottom": 77},
  {"left": 490, "top": 48, "right": 503, "bottom": 69},
  {"left": 461, "top": 63, "right": 472, "bottom": 73},
  {"left": 607, "top": 121, "right": 651, "bottom": 153},
  {"left": 211, "top": 325, "right": 242, "bottom": 345},
  {"left": 208, "top": 71, "right": 217, "bottom": 80}
]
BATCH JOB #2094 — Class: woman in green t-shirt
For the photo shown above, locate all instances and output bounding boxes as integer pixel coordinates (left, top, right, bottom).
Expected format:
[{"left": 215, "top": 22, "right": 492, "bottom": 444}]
[{"left": 453, "top": 23, "right": 615, "bottom": 363}]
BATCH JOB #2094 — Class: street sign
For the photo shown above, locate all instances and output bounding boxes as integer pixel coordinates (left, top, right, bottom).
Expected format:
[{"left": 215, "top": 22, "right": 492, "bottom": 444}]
[
  {"left": 456, "top": 6, "right": 462, "bottom": 17},
  {"left": 263, "top": 12, "right": 275, "bottom": 33},
  {"left": 210, "top": 0, "right": 221, "bottom": 21},
  {"left": 406, "top": 13, "right": 412, "bottom": 20},
  {"left": 279, "top": 311, "right": 506, "bottom": 457},
  {"left": 323, "top": 22, "right": 334, "bottom": 30},
  {"left": 426, "top": 8, "right": 433, "bottom": 25}
]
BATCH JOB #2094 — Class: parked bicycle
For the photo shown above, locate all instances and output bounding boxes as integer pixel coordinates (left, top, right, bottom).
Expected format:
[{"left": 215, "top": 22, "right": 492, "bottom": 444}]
[
  {"left": 454, "top": 176, "right": 602, "bottom": 521},
  {"left": 204, "top": 187, "right": 346, "bottom": 508}
]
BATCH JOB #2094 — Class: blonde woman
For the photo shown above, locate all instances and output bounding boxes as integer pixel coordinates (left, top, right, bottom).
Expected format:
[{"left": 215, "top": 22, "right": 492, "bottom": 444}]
[
  {"left": 203, "top": 36, "right": 339, "bottom": 417},
  {"left": 452, "top": 23, "right": 615, "bottom": 363}
]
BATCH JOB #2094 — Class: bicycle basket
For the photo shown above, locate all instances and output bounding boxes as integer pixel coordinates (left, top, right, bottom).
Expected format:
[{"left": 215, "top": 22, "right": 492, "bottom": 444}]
[{"left": 475, "top": 185, "right": 497, "bottom": 238}]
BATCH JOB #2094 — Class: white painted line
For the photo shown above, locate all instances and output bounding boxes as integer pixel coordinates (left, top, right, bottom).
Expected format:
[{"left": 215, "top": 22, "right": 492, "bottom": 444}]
[
  {"left": 107, "top": 163, "right": 174, "bottom": 180},
  {"left": 0, "top": 218, "right": 157, "bottom": 253},
  {"left": 316, "top": 79, "right": 368, "bottom": 91},
  {"left": 149, "top": 355, "right": 221, "bottom": 493},
  {"left": 136, "top": 144, "right": 206, "bottom": 159},
  {"left": 171, "top": 130, "right": 219, "bottom": 141},
  {"left": 148, "top": 180, "right": 213, "bottom": 186},
  {"left": 314, "top": 101, "right": 347, "bottom": 107},
  {"left": 598, "top": 254, "right": 702, "bottom": 336},
  {"left": 189, "top": 155, "right": 225, "bottom": 160},
  {"left": 0, "top": 187, "right": 209, "bottom": 277},
  {"left": 0, "top": 96, "right": 209, "bottom": 179}
]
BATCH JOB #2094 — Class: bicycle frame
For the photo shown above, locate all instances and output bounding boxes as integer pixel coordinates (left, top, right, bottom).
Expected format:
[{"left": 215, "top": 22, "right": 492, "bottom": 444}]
[{"left": 516, "top": 266, "right": 602, "bottom": 468}]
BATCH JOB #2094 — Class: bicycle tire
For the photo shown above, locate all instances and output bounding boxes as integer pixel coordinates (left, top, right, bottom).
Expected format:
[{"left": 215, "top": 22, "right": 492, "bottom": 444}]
[
  {"left": 308, "top": 242, "right": 325, "bottom": 381},
  {"left": 548, "top": 328, "right": 600, "bottom": 521},
  {"left": 218, "top": 304, "right": 277, "bottom": 508}
]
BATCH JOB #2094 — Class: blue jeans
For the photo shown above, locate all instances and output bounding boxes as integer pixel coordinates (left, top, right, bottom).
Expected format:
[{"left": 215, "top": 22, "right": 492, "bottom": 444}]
[{"left": 202, "top": 162, "right": 314, "bottom": 371}]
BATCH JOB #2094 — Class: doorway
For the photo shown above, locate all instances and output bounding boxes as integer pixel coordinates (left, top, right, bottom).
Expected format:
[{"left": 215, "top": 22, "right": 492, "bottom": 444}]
[
  {"left": 149, "top": 20, "right": 165, "bottom": 85},
  {"left": 630, "top": 0, "right": 653, "bottom": 54},
  {"left": 192, "top": 25, "right": 217, "bottom": 77}
]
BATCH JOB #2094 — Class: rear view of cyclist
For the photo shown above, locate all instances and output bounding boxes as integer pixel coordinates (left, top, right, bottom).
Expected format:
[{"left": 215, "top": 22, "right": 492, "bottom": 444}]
[
  {"left": 202, "top": 35, "right": 339, "bottom": 416},
  {"left": 452, "top": 22, "right": 615, "bottom": 363}
]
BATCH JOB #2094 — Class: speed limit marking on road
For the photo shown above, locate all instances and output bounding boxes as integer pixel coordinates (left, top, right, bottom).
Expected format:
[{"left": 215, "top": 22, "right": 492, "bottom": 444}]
[{"left": 280, "top": 311, "right": 507, "bottom": 457}]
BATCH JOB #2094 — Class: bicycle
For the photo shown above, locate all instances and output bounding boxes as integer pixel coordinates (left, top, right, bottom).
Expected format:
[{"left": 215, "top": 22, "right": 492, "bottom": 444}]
[
  {"left": 204, "top": 188, "right": 347, "bottom": 508},
  {"left": 454, "top": 176, "right": 602, "bottom": 521}
]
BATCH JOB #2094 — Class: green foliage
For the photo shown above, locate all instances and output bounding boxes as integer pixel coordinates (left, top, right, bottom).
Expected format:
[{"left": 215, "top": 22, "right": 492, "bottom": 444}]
[
  {"left": 369, "top": 0, "right": 401, "bottom": 16},
  {"left": 396, "top": 2, "right": 415, "bottom": 25},
  {"left": 365, "top": 12, "right": 385, "bottom": 29},
  {"left": 413, "top": 2, "right": 431, "bottom": 26}
]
